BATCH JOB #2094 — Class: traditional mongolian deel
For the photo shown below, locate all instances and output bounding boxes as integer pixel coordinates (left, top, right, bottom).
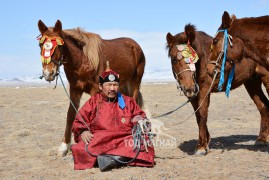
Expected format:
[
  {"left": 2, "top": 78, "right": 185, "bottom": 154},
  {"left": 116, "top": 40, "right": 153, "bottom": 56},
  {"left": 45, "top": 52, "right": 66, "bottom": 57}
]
[{"left": 71, "top": 93, "right": 155, "bottom": 170}]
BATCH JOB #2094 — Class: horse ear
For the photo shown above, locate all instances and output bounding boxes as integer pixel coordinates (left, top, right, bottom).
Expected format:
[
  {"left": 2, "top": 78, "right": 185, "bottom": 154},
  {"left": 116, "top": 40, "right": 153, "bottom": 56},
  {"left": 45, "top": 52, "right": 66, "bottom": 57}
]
[
  {"left": 221, "top": 11, "right": 232, "bottom": 29},
  {"left": 53, "top": 20, "right": 62, "bottom": 34},
  {"left": 38, "top": 20, "right": 48, "bottom": 34},
  {"left": 166, "top": 33, "right": 174, "bottom": 47},
  {"left": 231, "top": 14, "right": 237, "bottom": 21}
]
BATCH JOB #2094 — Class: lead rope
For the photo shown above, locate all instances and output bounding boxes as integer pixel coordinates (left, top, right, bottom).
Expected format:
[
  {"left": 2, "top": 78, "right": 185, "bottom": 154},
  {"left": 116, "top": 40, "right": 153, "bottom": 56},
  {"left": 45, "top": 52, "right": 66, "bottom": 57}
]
[
  {"left": 215, "top": 29, "right": 234, "bottom": 97},
  {"left": 58, "top": 73, "right": 90, "bottom": 131},
  {"left": 101, "top": 123, "right": 149, "bottom": 164},
  {"left": 84, "top": 121, "right": 153, "bottom": 164},
  {"left": 150, "top": 68, "right": 196, "bottom": 119},
  {"left": 150, "top": 96, "right": 195, "bottom": 119},
  {"left": 167, "top": 70, "right": 219, "bottom": 126}
]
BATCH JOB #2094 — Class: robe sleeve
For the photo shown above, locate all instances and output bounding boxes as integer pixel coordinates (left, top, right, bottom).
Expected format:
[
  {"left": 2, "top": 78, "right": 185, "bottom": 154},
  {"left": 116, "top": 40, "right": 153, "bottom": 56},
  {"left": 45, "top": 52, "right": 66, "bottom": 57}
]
[{"left": 72, "top": 98, "right": 95, "bottom": 143}]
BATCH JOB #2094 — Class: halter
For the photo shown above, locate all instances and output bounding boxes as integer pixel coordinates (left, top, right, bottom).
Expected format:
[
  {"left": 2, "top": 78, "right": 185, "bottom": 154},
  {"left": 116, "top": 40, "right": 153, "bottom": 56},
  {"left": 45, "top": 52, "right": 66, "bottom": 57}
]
[
  {"left": 208, "top": 29, "right": 235, "bottom": 97},
  {"left": 37, "top": 34, "right": 65, "bottom": 87},
  {"left": 172, "top": 44, "right": 199, "bottom": 96},
  {"left": 38, "top": 35, "right": 64, "bottom": 65}
]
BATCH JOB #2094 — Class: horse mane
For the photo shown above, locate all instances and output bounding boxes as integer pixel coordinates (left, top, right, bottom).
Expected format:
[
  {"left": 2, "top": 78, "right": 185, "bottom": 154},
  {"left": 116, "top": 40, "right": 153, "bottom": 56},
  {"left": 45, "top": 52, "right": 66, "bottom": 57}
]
[
  {"left": 185, "top": 24, "right": 196, "bottom": 43},
  {"left": 239, "top": 15, "right": 269, "bottom": 25},
  {"left": 63, "top": 28, "right": 102, "bottom": 71}
]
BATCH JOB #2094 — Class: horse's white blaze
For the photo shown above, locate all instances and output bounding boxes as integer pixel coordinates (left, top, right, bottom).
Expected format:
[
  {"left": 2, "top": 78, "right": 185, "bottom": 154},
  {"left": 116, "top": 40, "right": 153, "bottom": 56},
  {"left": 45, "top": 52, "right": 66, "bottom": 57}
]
[
  {"left": 43, "top": 67, "right": 50, "bottom": 78},
  {"left": 58, "top": 142, "right": 70, "bottom": 156}
]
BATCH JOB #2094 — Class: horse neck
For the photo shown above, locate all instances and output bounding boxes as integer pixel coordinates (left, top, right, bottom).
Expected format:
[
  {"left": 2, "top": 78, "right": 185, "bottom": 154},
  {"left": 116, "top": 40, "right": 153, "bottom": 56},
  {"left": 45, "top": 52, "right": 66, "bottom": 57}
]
[
  {"left": 230, "top": 17, "right": 269, "bottom": 40},
  {"left": 192, "top": 34, "right": 212, "bottom": 82},
  {"left": 229, "top": 18, "right": 269, "bottom": 65}
]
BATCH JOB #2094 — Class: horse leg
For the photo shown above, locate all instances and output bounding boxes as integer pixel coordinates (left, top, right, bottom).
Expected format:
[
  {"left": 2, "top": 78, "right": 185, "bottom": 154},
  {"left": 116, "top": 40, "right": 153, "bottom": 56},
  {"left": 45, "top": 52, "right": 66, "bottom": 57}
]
[
  {"left": 190, "top": 88, "right": 211, "bottom": 155},
  {"left": 244, "top": 76, "right": 269, "bottom": 145},
  {"left": 58, "top": 88, "right": 83, "bottom": 156}
]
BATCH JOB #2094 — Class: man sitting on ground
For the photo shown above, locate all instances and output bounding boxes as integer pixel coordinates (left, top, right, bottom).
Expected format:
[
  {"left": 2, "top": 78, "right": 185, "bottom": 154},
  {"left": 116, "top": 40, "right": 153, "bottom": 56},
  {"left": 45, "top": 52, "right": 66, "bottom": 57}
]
[{"left": 71, "top": 64, "right": 155, "bottom": 171}]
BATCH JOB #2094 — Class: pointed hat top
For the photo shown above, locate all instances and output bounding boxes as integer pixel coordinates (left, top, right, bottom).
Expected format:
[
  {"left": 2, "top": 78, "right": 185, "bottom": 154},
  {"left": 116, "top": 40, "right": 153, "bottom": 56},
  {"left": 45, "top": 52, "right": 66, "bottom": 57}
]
[
  {"left": 99, "top": 61, "right": 119, "bottom": 84},
  {"left": 106, "top": 61, "right": 111, "bottom": 70}
]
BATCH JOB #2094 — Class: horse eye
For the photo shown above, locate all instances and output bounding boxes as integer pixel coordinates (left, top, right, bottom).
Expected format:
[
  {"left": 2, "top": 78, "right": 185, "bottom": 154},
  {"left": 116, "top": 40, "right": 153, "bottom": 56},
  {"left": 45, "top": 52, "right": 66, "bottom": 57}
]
[
  {"left": 213, "top": 38, "right": 218, "bottom": 45},
  {"left": 172, "top": 58, "right": 177, "bottom": 63}
]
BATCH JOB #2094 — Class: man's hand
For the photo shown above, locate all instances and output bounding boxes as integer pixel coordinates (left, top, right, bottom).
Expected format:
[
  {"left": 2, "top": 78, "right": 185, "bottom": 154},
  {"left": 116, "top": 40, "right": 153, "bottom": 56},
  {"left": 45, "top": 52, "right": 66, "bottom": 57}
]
[
  {"left": 81, "top": 131, "right": 94, "bottom": 144},
  {"left": 131, "top": 115, "right": 144, "bottom": 124}
]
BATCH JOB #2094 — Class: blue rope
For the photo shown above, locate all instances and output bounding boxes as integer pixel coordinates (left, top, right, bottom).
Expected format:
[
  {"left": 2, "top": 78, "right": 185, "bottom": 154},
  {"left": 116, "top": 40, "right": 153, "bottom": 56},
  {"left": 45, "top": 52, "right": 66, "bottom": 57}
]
[
  {"left": 225, "top": 65, "right": 235, "bottom": 97},
  {"left": 217, "top": 29, "right": 227, "bottom": 92},
  {"left": 217, "top": 29, "right": 235, "bottom": 97}
]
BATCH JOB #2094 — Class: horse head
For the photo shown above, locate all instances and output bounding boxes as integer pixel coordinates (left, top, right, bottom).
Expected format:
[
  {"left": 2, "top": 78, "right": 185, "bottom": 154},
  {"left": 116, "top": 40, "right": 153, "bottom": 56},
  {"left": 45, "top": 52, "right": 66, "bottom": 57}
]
[
  {"left": 37, "top": 20, "right": 64, "bottom": 82},
  {"left": 166, "top": 24, "right": 199, "bottom": 98},
  {"left": 207, "top": 11, "right": 244, "bottom": 77}
]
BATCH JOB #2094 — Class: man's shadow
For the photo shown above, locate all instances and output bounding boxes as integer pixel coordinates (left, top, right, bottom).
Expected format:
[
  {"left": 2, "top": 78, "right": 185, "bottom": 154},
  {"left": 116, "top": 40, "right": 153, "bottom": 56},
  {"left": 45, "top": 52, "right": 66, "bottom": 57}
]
[{"left": 179, "top": 135, "right": 269, "bottom": 155}]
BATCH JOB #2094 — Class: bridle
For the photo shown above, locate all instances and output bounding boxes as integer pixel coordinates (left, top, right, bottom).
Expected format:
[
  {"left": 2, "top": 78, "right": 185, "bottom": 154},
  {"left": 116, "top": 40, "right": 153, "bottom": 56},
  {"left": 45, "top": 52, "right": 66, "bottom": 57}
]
[
  {"left": 173, "top": 68, "right": 192, "bottom": 80},
  {"left": 207, "top": 29, "right": 233, "bottom": 69},
  {"left": 37, "top": 34, "right": 65, "bottom": 85},
  {"left": 37, "top": 34, "right": 64, "bottom": 76},
  {"left": 207, "top": 29, "right": 235, "bottom": 97},
  {"left": 172, "top": 44, "right": 200, "bottom": 96}
]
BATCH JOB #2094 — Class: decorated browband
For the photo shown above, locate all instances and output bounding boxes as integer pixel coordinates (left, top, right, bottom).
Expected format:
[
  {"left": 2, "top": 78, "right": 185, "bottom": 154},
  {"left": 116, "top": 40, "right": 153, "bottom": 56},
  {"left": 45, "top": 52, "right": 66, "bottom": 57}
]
[
  {"left": 38, "top": 35, "right": 64, "bottom": 64},
  {"left": 176, "top": 44, "right": 199, "bottom": 71},
  {"left": 176, "top": 44, "right": 199, "bottom": 63}
]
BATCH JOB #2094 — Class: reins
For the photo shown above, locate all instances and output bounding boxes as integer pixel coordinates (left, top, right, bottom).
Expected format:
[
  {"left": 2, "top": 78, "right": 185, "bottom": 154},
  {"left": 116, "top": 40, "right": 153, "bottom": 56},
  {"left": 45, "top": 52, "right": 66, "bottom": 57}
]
[
  {"left": 165, "top": 69, "right": 219, "bottom": 126},
  {"left": 150, "top": 96, "right": 195, "bottom": 119},
  {"left": 57, "top": 73, "right": 91, "bottom": 131}
]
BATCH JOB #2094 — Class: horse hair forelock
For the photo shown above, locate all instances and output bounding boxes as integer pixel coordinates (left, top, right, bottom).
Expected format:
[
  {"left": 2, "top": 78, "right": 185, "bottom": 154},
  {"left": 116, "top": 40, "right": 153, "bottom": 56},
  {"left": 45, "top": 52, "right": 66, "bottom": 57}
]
[{"left": 63, "top": 28, "right": 102, "bottom": 71}]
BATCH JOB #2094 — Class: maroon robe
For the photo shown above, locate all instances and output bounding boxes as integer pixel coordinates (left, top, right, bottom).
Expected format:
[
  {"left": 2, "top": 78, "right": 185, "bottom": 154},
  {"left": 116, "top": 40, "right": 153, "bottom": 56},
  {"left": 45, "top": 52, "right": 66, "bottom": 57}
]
[{"left": 71, "top": 93, "right": 155, "bottom": 170}]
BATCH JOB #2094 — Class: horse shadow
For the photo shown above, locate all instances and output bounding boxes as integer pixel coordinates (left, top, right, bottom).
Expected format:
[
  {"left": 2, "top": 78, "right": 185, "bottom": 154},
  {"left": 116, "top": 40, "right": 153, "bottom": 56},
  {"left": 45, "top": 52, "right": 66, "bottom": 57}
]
[{"left": 179, "top": 135, "right": 269, "bottom": 155}]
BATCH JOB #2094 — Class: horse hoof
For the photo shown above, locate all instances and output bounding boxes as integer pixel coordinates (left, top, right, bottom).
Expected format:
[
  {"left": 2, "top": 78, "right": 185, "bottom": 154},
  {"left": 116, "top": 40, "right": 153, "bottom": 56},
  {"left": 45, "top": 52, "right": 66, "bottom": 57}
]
[
  {"left": 194, "top": 148, "right": 207, "bottom": 156},
  {"left": 254, "top": 140, "right": 269, "bottom": 146},
  {"left": 57, "top": 142, "right": 70, "bottom": 157}
]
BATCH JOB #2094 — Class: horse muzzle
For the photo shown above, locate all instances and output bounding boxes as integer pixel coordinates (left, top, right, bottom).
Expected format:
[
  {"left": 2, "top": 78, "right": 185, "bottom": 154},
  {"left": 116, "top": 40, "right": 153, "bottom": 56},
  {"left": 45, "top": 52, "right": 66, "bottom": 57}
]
[
  {"left": 179, "top": 83, "right": 199, "bottom": 98},
  {"left": 42, "top": 69, "right": 57, "bottom": 82}
]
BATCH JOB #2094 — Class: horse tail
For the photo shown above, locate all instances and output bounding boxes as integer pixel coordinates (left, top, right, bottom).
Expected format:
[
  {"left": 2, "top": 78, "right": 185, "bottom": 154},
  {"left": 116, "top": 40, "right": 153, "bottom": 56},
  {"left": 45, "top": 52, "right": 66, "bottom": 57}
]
[
  {"left": 127, "top": 39, "right": 145, "bottom": 109},
  {"left": 137, "top": 90, "right": 144, "bottom": 109}
]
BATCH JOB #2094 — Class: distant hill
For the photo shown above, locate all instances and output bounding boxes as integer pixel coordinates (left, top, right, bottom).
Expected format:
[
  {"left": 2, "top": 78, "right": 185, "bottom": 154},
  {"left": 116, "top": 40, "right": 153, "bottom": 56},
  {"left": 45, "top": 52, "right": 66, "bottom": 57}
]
[{"left": 10, "top": 78, "right": 24, "bottom": 82}]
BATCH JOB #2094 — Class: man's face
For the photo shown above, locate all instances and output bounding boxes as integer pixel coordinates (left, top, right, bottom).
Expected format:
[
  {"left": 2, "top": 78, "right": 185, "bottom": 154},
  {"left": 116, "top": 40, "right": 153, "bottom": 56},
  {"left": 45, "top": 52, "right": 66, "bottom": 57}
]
[{"left": 99, "top": 81, "right": 119, "bottom": 99}]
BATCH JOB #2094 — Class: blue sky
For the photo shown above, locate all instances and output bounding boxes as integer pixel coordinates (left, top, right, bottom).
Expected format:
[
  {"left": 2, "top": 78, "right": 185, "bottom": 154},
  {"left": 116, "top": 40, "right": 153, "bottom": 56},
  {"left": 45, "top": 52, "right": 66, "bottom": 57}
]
[{"left": 0, "top": 0, "right": 268, "bottom": 79}]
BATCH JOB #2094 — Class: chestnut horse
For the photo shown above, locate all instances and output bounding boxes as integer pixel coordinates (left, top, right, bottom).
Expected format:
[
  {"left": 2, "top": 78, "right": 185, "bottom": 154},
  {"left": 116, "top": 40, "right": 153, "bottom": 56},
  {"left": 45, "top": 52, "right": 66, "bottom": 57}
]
[
  {"left": 166, "top": 24, "right": 269, "bottom": 155},
  {"left": 209, "top": 11, "right": 269, "bottom": 92},
  {"left": 37, "top": 20, "right": 145, "bottom": 156},
  {"left": 209, "top": 11, "right": 269, "bottom": 71}
]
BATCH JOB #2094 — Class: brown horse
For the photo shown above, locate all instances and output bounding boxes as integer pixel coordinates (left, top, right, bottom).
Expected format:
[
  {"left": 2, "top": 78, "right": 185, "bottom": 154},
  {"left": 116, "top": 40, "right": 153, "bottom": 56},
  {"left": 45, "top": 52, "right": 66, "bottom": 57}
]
[
  {"left": 166, "top": 24, "right": 269, "bottom": 155},
  {"left": 37, "top": 20, "right": 145, "bottom": 156},
  {"left": 208, "top": 11, "right": 269, "bottom": 90}
]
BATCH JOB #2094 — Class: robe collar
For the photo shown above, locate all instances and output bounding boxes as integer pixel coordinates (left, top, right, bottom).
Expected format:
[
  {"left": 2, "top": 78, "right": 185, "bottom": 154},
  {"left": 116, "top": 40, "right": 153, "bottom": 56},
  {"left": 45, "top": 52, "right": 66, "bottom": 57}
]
[{"left": 100, "top": 92, "right": 126, "bottom": 109}]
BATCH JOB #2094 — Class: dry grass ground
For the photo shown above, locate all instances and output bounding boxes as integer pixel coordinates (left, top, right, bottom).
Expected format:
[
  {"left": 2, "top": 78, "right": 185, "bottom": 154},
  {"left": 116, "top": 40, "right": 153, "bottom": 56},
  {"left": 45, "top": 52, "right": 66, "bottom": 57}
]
[{"left": 0, "top": 82, "right": 268, "bottom": 179}]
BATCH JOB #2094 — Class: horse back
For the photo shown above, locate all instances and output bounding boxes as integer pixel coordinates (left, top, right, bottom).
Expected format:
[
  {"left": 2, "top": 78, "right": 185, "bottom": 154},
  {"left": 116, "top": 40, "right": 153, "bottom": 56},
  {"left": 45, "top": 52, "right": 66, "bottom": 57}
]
[{"left": 100, "top": 37, "right": 145, "bottom": 84}]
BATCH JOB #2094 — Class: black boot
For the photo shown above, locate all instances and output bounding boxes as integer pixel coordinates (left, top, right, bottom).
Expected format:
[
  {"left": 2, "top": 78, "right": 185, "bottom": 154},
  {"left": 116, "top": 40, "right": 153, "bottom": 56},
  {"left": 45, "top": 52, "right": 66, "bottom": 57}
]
[{"left": 97, "top": 155, "right": 128, "bottom": 172}]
